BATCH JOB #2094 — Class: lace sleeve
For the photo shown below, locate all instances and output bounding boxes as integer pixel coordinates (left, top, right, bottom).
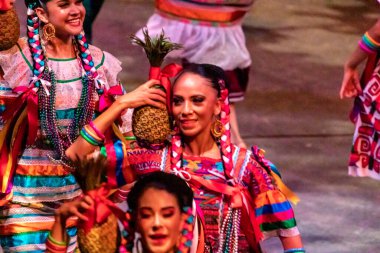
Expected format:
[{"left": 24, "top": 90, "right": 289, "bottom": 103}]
[
  {"left": 0, "top": 38, "right": 32, "bottom": 89},
  {"left": 102, "top": 51, "right": 122, "bottom": 88},
  {"left": 89, "top": 45, "right": 122, "bottom": 89}
]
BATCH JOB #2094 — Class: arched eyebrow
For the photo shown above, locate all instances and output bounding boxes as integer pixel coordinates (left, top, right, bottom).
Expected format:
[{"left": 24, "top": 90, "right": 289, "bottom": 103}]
[
  {"left": 57, "top": 0, "right": 70, "bottom": 4},
  {"left": 138, "top": 206, "right": 176, "bottom": 211}
]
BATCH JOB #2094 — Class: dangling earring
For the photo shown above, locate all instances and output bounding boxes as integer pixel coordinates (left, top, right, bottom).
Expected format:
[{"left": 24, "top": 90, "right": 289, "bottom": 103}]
[
  {"left": 211, "top": 119, "right": 225, "bottom": 139},
  {"left": 42, "top": 23, "right": 56, "bottom": 41}
]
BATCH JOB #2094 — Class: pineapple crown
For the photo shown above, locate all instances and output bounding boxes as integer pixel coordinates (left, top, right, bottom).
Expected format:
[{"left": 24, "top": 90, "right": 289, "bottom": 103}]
[
  {"left": 130, "top": 28, "right": 182, "bottom": 67},
  {"left": 71, "top": 156, "right": 108, "bottom": 192}
]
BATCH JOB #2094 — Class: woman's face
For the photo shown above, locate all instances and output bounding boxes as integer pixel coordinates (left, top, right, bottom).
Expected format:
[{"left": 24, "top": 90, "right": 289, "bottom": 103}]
[
  {"left": 136, "top": 188, "right": 184, "bottom": 253},
  {"left": 172, "top": 72, "right": 221, "bottom": 139},
  {"left": 37, "top": 0, "right": 85, "bottom": 38}
]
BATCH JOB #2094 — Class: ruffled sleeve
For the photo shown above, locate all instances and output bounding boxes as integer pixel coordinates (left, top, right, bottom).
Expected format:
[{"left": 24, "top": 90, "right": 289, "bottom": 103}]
[
  {"left": 89, "top": 45, "right": 122, "bottom": 88},
  {"left": 89, "top": 45, "right": 133, "bottom": 133},
  {"left": 0, "top": 38, "right": 32, "bottom": 128},
  {"left": 0, "top": 38, "right": 32, "bottom": 89},
  {"left": 241, "top": 154, "right": 300, "bottom": 239}
]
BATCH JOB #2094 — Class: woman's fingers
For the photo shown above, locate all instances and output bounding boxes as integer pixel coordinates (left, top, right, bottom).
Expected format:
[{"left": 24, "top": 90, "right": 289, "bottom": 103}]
[
  {"left": 146, "top": 99, "right": 166, "bottom": 109},
  {"left": 145, "top": 79, "right": 160, "bottom": 88},
  {"left": 340, "top": 69, "right": 362, "bottom": 99},
  {"left": 68, "top": 207, "right": 89, "bottom": 221}
]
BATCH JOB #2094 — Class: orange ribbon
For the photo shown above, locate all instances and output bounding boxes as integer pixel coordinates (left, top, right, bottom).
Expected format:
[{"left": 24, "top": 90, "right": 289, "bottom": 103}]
[{"left": 156, "top": 0, "right": 249, "bottom": 23}]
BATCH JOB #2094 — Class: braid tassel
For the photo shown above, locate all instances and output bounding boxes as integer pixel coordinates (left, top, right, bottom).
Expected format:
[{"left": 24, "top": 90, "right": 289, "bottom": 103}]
[
  {"left": 218, "top": 82, "right": 234, "bottom": 181},
  {"left": 119, "top": 210, "right": 135, "bottom": 253},
  {"left": 26, "top": 5, "right": 45, "bottom": 87},
  {"left": 177, "top": 207, "right": 194, "bottom": 253},
  {"left": 171, "top": 126, "right": 183, "bottom": 171},
  {"left": 75, "top": 32, "right": 105, "bottom": 91}
]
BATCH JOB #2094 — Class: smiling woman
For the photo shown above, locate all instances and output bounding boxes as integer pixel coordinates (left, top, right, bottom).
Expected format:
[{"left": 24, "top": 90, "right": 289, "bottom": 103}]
[
  {"left": 47, "top": 171, "right": 194, "bottom": 253},
  {"left": 127, "top": 171, "right": 194, "bottom": 253},
  {"left": 64, "top": 63, "right": 305, "bottom": 252},
  {"left": 0, "top": 0, "right": 166, "bottom": 251}
]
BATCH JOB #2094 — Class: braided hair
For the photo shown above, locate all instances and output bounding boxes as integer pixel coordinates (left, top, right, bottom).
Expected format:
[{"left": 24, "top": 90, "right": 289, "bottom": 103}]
[
  {"left": 170, "top": 63, "right": 234, "bottom": 180},
  {"left": 24, "top": 0, "right": 104, "bottom": 159},
  {"left": 24, "top": 0, "right": 102, "bottom": 88},
  {"left": 127, "top": 171, "right": 194, "bottom": 253}
]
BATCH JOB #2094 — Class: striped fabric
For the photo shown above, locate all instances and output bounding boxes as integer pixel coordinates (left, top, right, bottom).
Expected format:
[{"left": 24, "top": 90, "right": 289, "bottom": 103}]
[
  {"left": 255, "top": 190, "right": 297, "bottom": 232},
  {"left": 156, "top": 0, "right": 253, "bottom": 25},
  {"left": 0, "top": 40, "right": 122, "bottom": 251},
  {"left": 124, "top": 145, "right": 300, "bottom": 252}
]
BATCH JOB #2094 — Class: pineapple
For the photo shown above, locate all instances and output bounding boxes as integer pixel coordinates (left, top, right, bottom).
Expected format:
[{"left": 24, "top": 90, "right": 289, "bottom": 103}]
[
  {"left": 130, "top": 28, "right": 182, "bottom": 148},
  {"left": 0, "top": 8, "right": 19, "bottom": 51},
  {"left": 72, "top": 157, "right": 120, "bottom": 253}
]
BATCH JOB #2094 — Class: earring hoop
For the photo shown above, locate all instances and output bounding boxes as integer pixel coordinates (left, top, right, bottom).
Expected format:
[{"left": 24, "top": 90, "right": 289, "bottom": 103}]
[
  {"left": 211, "top": 119, "right": 224, "bottom": 139},
  {"left": 42, "top": 23, "right": 56, "bottom": 41}
]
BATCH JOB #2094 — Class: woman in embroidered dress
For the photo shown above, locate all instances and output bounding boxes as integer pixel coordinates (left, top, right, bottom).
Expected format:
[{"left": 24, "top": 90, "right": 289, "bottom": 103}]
[
  {"left": 340, "top": 17, "right": 380, "bottom": 181},
  {"left": 135, "top": 0, "right": 255, "bottom": 148},
  {"left": 45, "top": 171, "right": 195, "bottom": 253},
  {"left": 66, "top": 63, "right": 305, "bottom": 253},
  {"left": 0, "top": 0, "right": 165, "bottom": 251}
]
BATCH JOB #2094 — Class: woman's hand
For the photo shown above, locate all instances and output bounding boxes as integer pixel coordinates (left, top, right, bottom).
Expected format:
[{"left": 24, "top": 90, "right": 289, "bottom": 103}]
[
  {"left": 55, "top": 195, "right": 94, "bottom": 222},
  {"left": 116, "top": 79, "right": 167, "bottom": 110},
  {"left": 0, "top": 0, "right": 15, "bottom": 11},
  {"left": 339, "top": 66, "right": 362, "bottom": 99}
]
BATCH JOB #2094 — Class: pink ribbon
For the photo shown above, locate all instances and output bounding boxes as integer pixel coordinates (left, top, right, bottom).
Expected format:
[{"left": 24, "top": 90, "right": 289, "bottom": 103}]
[{"left": 98, "top": 84, "right": 124, "bottom": 112}]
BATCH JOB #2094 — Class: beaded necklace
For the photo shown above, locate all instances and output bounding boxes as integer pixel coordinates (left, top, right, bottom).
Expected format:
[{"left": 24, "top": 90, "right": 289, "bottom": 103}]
[
  {"left": 180, "top": 143, "right": 241, "bottom": 252},
  {"left": 38, "top": 39, "right": 96, "bottom": 164}
]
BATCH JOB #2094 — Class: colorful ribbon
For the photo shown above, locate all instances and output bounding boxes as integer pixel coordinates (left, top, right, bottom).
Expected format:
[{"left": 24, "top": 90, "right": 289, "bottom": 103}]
[
  {"left": 173, "top": 169, "right": 263, "bottom": 251},
  {"left": 0, "top": 84, "right": 40, "bottom": 204},
  {"left": 11, "top": 86, "right": 39, "bottom": 146},
  {"left": 0, "top": 108, "right": 28, "bottom": 205}
]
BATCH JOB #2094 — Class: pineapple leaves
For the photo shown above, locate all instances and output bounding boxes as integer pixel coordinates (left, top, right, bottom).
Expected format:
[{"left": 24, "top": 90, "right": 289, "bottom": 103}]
[{"left": 130, "top": 28, "right": 182, "bottom": 67}]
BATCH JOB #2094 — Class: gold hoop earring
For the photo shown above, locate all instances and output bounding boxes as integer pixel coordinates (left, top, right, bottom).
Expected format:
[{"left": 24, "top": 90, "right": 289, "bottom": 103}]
[
  {"left": 42, "top": 23, "right": 56, "bottom": 41},
  {"left": 211, "top": 119, "right": 224, "bottom": 139}
]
